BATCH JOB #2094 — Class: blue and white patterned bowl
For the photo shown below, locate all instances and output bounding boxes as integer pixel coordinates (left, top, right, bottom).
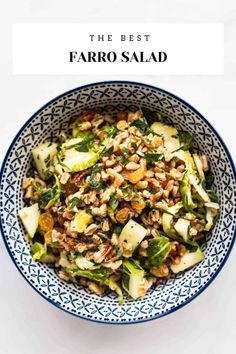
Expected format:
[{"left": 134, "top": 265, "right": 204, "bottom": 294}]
[{"left": 0, "top": 81, "right": 235, "bottom": 324}]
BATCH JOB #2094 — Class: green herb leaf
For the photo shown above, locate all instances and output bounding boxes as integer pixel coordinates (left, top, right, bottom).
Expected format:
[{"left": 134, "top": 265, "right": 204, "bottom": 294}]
[
  {"left": 102, "top": 125, "right": 118, "bottom": 138},
  {"left": 122, "top": 147, "right": 130, "bottom": 154},
  {"left": 75, "top": 132, "right": 96, "bottom": 152},
  {"left": 204, "top": 170, "right": 214, "bottom": 189},
  {"left": 178, "top": 131, "right": 194, "bottom": 151},
  {"left": 75, "top": 143, "right": 89, "bottom": 152},
  {"left": 144, "top": 153, "right": 163, "bottom": 166},
  {"left": 32, "top": 181, "right": 43, "bottom": 193},
  {"left": 150, "top": 189, "right": 157, "bottom": 194},
  {"left": 44, "top": 154, "right": 51, "bottom": 168},
  {"left": 115, "top": 155, "right": 129, "bottom": 165},
  {"left": 69, "top": 197, "right": 83, "bottom": 209},
  {"left": 89, "top": 164, "right": 105, "bottom": 190},
  {"left": 38, "top": 175, "right": 61, "bottom": 209},
  {"left": 102, "top": 146, "right": 114, "bottom": 157},
  {"left": 38, "top": 188, "right": 57, "bottom": 206},
  {"left": 109, "top": 194, "right": 119, "bottom": 210},
  {"left": 207, "top": 189, "right": 220, "bottom": 203},
  {"left": 130, "top": 118, "right": 149, "bottom": 133},
  {"left": 131, "top": 142, "right": 138, "bottom": 151},
  {"left": 156, "top": 112, "right": 164, "bottom": 123},
  {"left": 111, "top": 225, "right": 123, "bottom": 234}
]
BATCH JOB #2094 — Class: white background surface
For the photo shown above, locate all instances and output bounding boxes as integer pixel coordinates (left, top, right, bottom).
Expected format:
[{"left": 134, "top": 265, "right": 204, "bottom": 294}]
[{"left": 0, "top": 1, "right": 235, "bottom": 354}]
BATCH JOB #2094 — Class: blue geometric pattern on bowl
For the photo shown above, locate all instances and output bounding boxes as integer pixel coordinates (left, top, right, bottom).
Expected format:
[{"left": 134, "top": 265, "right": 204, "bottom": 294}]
[{"left": 0, "top": 81, "right": 235, "bottom": 324}]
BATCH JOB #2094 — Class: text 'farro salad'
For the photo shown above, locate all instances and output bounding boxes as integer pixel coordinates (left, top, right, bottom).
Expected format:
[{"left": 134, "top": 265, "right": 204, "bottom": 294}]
[{"left": 19, "top": 110, "right": 220, "bottom": 304}]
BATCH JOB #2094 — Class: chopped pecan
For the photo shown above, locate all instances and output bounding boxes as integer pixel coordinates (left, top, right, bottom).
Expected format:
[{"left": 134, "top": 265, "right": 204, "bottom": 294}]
[
  {"left": 93, "top": 244, "right": 112, "bottom": 263},
  {"left": 64, "top": 237, "right": 88, "bottom": 253},
  {"left": 71, "top": 172, "right": 86, "bottom": 188}
]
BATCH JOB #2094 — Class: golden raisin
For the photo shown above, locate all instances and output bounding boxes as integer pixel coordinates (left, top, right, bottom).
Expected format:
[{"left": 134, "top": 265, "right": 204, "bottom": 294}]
[
  {"left": 115, "top": 208, "right": 131, "bottom": 224},
  {"left": 131, "top": 197, "right": 146, "bottom": 213},
  {"left": 127, "top": 168, "right": 145, "bottom": 184},
  {"left": 44, "top": 231, "right": 52, "bottom": 244},
  {"left": 39, "top": 213, "right": 54, "bottom": 232}
]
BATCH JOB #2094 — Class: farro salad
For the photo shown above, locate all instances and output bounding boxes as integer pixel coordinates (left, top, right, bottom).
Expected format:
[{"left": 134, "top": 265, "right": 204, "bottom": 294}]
[{"left": 19, "top": 110, "right": 220, "bottom": 304}]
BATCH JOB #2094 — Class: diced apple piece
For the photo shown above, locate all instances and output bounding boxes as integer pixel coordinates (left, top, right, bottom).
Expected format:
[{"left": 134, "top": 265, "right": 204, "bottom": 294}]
[
  {"left": 18, "top": 203, "right": 40, "bottom": 238},
  {"left": 170, "top": 247, "right": 204, "bottom": 273},
  {"left": 32, "top": 142, "right": 57, "bottom": 180},
  {"left": 119, "top": 219, "right": 147, "bottom": 253},
  {"left": 122, "top": 259, "right": 147, "bottom": 300},
  {"left": 151, "top": 122, "right": 180, "bottom": 154},
  {"left": 174, "top": 218, "right": 190, "bottom": 241}
]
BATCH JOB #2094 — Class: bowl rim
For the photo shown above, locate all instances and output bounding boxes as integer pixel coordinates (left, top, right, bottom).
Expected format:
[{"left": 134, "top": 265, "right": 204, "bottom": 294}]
[{"left": 0, "top": 80, "right": 235, "bottom": 324}]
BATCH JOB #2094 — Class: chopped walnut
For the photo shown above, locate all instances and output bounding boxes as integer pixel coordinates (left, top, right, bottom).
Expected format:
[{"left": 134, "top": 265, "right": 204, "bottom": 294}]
[
  {"left": 128, "top": 154, "right": 140, "bottom": 163},
  {"left": 125, "top": 162, "right": 140, "bottom": 170},
  {"left": 78, "top": 121, "right": 92, "bottom": 131},
  {"left": 105, "top": 158, "right": 116, "bottom": 168},
  {"left": 103, "top": 260, "right": 122, "bottom": 270},
  {"left": 111, "top": 233, "right": 119, "bottom": 246},
  {"left": 169, "top": 168, "right": 184, "bottom": 180},
  {"left": 106, "top": 168, "right": 124, "bottom": 188},
  {"left": 113, "top": 164, "right": 123, "bottom": 173},
  {"left": 84, "top": 223, "right": 98, "bottom": 235},
  {"left": 92, "top": 234, "right": 102, "bottom": 245},
  {"left": 22, "top": 177, "right": 33, "bottom": 189},
  {"left": 165, "top": 180, "right": 175, "bottom": 192},
  {"left": 87, "top": 281, "right": 103, "bottom": 295},
  {"left": 101, "top": 219, "right": 110, "bottom": 232},
  {"left": 117, "top": 120, "right": 128, "bottom": 131},
  {"left": 138, "top": 240, "right": 148, "bottom": 257},
  {"left": 58, "top": 270, "right": 69, "bottom": 282},
  {"left": 91, "top": 203, "right": 107, "bottom": 217},
  {"left": 83, "top": 191, "right": 98, "bottom": 205},
  {"left": 51, "top": 229, "right": 65, "bottom": 242},
  {"left": 147, "top": 210, "right": 161, "bottom": 225},
  {"left": 60, "top": 172, "right": 70, "bottom": 185},
  {"left": 100, "top": 187, "right": 115, "bottom": 203},
  {"left": 150, "top": 264, "right": 169, "bottom": 278},
  {"left": 24, "top": 185, "right": 34, "bottom": 199},
  {"left": 101, "top": 170, "right": 109, "bottom": 181},
  {"left": 155, "top": 172, "right": 166, "bottom": 181},
  {"left": 136, "top": 180, "right": 148, "bottom": 189},
  {"left": 62, "top": 210, "right": 74, "bottom": 220},
  {"left": 145, "top": 135, "right": 163, "bottom": 148}
]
